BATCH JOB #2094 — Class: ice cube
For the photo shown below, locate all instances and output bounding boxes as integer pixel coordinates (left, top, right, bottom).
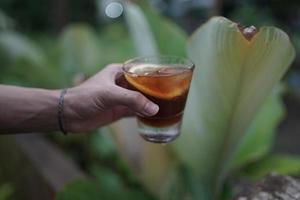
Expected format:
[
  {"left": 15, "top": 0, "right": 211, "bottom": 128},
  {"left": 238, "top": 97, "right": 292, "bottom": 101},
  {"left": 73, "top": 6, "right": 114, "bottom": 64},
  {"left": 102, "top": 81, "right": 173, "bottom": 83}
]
[{"left": 129, "top": 64, "right": 162, "bottom": 75}]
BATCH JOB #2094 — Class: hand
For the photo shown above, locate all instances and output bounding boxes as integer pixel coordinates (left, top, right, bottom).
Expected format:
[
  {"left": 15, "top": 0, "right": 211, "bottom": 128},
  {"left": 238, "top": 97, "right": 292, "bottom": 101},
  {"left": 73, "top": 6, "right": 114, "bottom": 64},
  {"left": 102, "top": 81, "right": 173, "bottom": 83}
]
[{"left": 64, "top": 64, "right": 159, "bottom": 132}]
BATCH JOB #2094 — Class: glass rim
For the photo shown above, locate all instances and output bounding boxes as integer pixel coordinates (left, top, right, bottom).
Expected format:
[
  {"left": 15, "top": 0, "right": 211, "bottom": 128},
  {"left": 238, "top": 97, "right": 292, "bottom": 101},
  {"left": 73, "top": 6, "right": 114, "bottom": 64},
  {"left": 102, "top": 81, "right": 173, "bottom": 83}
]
[{"left": 122, "top": 55, "right": 195, "bottom": 75}]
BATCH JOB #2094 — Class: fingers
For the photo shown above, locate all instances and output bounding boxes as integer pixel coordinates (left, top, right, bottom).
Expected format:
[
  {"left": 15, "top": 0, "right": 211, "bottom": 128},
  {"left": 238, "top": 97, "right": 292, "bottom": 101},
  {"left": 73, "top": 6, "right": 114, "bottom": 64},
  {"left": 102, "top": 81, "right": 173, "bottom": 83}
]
[
  {"left": 111, "top": 106, "right": 135, "bottom": 119},
  {"left": 102, "top": 63, "right": 123, "bottom": 82},
  {"left": 96, "top": 63, "right": 123, "bottom": 82},
  {"left": 82, "top": 64, "right": 123, "bottom": 85},
  {"left": 94, "top": 106, "right": 135, "bottom": 127},
  {"left": 108, "top": 86, "right": 159, "bottom": 116},
  {"left": 88, "top": 63, "right": 159, "bottom": 116}
]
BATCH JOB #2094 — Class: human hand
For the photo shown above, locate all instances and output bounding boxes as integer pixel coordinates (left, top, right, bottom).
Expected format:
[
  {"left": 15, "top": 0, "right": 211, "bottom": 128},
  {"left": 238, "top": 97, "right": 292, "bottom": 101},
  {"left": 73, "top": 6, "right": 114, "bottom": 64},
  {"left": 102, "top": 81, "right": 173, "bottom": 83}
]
[{"left": 64, "top": 64, "right": 159, "bottom": 132}]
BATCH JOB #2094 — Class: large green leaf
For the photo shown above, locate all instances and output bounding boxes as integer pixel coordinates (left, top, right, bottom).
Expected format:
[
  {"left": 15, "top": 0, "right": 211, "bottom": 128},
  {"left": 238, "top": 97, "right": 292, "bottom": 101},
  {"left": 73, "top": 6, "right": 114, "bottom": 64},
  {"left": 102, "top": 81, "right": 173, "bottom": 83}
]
[
  {"left": 230, "top": 85, "right": 285, "bottom": 170},
  {"left": 56, "top": 178, "right": 156, "bottom": 200},
  {"left": 97, "top": 23, "right": 136, "bottom": 64},
  {"left": 60, "top": 24, "right": 102, "bottom": 79},
  {"left": 0, "top": 31, "right": 62, "bottom": 87},
  {"left": 137, "top": 1, "right": 187, "bottom": 56},
  {"left": 124, "top": 0, "right": 187, "bottom": 57},
  {"left": 124, "top": 2, "right": 158, "bottom": 56},
  {"left": 122, "top": 2, "right": 295, "bottom": 199},
  {"left": 173, "top": 17, "right": 295, "bottom": 199},
  {"left": 0, "top": 9, "right": 14, "bottom": 30},
  {"left": 0, "top": 183, "right": 13, "bottom": 200},
  {"left": 0, "top": 31, "right": 46, "bottom": 66}
]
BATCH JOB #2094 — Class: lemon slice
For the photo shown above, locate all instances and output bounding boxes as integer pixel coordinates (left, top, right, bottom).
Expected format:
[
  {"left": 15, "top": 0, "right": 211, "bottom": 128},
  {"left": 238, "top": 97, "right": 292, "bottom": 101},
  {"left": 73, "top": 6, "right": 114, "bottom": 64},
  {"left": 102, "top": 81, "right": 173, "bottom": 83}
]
[
  {"left": 125, "top": 64, "right": 191, "bottom": 99},
  {"left": 128, "top": 64, "right": 160, "bottom": 73}
]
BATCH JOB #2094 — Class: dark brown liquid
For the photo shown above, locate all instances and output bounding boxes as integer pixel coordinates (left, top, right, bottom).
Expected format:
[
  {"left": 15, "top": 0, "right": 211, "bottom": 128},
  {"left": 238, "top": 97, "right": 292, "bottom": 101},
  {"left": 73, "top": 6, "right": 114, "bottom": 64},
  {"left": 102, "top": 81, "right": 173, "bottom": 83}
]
[
  {"left": 137, "top": 91, "right": 188, "bottom": 127},
  {"left": 118, "top": 66, "right": 193, "bottom": 127}
]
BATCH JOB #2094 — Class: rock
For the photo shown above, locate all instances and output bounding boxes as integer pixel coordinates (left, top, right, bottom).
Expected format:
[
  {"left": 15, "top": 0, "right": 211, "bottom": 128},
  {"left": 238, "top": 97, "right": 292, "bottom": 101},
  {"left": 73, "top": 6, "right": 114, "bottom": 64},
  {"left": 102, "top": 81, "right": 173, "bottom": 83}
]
[{"left": 235, "top": 173, "right": 300, "bottom": 200}]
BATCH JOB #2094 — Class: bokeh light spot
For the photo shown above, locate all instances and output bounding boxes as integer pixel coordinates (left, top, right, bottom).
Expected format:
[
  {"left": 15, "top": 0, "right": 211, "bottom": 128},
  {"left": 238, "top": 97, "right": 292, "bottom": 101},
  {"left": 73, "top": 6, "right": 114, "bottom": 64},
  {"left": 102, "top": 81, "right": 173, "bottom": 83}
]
[{"left": 105, "top": 2, "right": 123, "bottom": 18}]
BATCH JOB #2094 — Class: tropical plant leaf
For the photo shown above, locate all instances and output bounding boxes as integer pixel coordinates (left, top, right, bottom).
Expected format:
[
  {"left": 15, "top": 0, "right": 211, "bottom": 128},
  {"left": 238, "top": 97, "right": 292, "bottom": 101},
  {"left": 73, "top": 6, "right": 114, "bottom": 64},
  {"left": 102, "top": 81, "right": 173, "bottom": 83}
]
[
  {"left": 0, "top": 31, "right": 63, "bottom": 87},
  {"left": 230, "top": 85, "right": 285, "bottom": 170},
  {"left": 0, "top": 9, "right": 14, "bottom": 30},
  {"left": 56, "top": 178, "right": 156, "bottom": 200},
  {"left": 0, "top": 31, "right": 46, "bottom": 66},
  {"left": 240, "top": 154, "right": 300, "bottom": 180},
  {"left": 60, "top": 24, "right": 102, "bottom": 79},
  {"left": 167, "top": 165, "right": 210, "bottom": 200},
  {"left": 56, "top": 178, "right": 117, "bottom": 200},
  {"left": 124, "top": 0, "right": 187, "bottom": 57},
  {"left": 124, "top": 2, "right": 158, "bottom": 56},
  {"left": 97, "top": 23, "right": 136, "bottom": 64},
  {"left": 89, "top": 129, "right": 116, "bottom": 159},
  {"left": 173, "top": 16, "right": 295, "bottom": 199},
  {"left": 137, "top": 1, "right": 187, "bottom": 56},
  {"left": 109, "top": 118, "right": 174, "bottom": 198},
  {"left": 121, "top": 2, "right": 295, "bottom": 199},
  {"left": 0, "top": 183, "right": 14, "bottom": 200}
]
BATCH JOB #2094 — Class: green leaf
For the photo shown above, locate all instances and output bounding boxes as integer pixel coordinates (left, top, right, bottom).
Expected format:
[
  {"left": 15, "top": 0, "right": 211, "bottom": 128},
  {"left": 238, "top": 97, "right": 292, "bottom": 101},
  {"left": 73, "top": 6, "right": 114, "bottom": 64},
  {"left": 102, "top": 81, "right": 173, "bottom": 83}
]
[
  {"left": 230, "top": 85, "right": 285, "bottom": 170},
  {"left": 173, "top": 16, "right": 295, "bottom": 199},
  {"left": 89, "top": 129, "right": 116, "bottom": 158},
  {"left": 56, "top": 179, "right": 110, "bottom": 200},
  {"left": 240, "top": 154, "right": 300, "bottom": 180},
  {"left": 89, "top": 166, "right": 124, "bottom": 189},
  {"left": 0, "top": 31, "right": 63, "bottom": 87},
  {"left": 97, "top": 23, "right": 136, "bottom": 64},
  {"left": 60, "top": 24, "right": 102, "bottom": 78},
  {"left": 0, "top": 183, "right": 14, "bottom": 200},
  {"left": 124, "top": 1, "right": 187, "bottom": 56},
  {"left": 0, "top": 31, "right": 46, "bottom": 66},
  {"left": 167, "top": 166, "right": 210, "bottom": 200},
  {"left": 0, "top": 9, "right": 14, "bottom": 30},
  {"left": 124, "top": 2, "right": 158, "bottom": 56},
  {"left": 138, "top": 2, "right": 187, "bottom": 56},
  {"left": 122, "top": 4, "right": 295, "bottom": 199},
  {"left": 56, "top": 178, "right": 156, "bottom": 200}
]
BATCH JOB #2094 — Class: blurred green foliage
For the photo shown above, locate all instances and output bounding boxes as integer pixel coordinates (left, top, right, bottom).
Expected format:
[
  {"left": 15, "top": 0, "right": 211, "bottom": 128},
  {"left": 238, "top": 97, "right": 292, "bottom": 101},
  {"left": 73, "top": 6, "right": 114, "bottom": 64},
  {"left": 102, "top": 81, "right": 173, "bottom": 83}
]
[
  {"left": 0, "top": 183, "right": 14, "bottom": 200},
  {"left": 57, "top": 177, "right": 155, "bottom": 200},
  {"left": 230, "top": 4, "right": 275, "bottom": 26},
  {"left": 138, "top": 1, "right": 187, "bottom": 57},
  {"left": 0, "top": 0, "right": 96, "bottom": 32},
  {"left": 239, "top": 154, "right": 300, "bottom": 180},
  {"left": 0, "top": 21, "right": 135, "bottom": 88},
  {"left": 53, "top": 129, "right": 157, "bottom": 200}
]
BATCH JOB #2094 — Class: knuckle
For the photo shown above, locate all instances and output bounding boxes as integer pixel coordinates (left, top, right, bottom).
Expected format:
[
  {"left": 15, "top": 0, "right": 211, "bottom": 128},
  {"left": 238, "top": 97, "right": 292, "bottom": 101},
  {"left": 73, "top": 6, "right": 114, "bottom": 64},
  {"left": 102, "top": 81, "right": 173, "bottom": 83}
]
[
  {"left": 104, "top": 64, "right": 123, "bottom": 81},
  {"left": 106, "top": 63, "right": 121, "bottom": 70}
]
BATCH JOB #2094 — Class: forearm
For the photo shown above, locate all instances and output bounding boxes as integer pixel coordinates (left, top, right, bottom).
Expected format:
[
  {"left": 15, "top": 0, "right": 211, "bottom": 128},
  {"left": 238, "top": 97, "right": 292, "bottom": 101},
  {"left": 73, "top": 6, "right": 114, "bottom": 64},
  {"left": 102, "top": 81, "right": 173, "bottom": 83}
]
[{"left": 0, "top": 85, "right": 60, "bottom": 134}]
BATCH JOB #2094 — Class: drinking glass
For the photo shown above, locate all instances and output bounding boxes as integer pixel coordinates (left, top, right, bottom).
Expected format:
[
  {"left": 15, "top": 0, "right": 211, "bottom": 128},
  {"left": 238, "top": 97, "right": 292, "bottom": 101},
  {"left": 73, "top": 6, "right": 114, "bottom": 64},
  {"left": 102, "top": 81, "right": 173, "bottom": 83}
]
[{"left": 123, "top": 55, "right": 194, "bottom": 143}]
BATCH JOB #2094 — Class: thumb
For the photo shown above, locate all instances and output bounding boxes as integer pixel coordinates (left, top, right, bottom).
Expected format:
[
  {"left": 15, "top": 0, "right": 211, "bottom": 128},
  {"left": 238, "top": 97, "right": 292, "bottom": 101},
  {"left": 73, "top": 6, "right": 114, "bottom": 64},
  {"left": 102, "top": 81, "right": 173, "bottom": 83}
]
[{"left": 108, "top": 86, "right": 159, "bottom": 116}]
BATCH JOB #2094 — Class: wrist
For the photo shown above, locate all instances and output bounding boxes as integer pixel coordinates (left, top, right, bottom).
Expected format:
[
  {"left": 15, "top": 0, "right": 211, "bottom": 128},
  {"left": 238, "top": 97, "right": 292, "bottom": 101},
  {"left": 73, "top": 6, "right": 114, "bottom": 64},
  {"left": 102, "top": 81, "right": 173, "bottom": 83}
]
[
  {"left": 46, "top": 89, "right": 62, "bottom": 131},
  {"left": 58, "top": 89, "right": 68, "bottom": 135},
  {"left": 22, "top": 88, "right": 61, "bottom": 133},
  {"left": 62, "top": 87, "right": 80, "bottom": 133}
]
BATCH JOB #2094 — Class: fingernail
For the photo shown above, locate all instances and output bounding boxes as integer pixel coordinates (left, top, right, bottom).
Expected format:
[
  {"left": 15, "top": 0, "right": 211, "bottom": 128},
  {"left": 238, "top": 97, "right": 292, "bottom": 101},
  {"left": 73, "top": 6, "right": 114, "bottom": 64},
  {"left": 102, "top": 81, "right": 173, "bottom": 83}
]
[{"left": 144, "top": 102, "right": 159, "bottom": 116}]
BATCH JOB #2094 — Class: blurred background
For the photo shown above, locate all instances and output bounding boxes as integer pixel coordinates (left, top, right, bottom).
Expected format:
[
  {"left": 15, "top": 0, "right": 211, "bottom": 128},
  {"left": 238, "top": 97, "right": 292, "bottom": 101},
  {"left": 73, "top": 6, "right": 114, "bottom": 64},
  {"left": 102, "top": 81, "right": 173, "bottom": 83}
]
[{"left": 0, "top": 0, "right": 299, "bottom": 199}]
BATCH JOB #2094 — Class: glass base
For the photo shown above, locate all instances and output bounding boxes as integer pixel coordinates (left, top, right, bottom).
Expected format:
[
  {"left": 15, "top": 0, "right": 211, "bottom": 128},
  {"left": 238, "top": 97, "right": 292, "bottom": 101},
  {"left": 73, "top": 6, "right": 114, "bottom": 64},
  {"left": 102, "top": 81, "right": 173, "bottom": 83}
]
[{"left": 137, "top": 121, "right": 181, "bottom": 143}]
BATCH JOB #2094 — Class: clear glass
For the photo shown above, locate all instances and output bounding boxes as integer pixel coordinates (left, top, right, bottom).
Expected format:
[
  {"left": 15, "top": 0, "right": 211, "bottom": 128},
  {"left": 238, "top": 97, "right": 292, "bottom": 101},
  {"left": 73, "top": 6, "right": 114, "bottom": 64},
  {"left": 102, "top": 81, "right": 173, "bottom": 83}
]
[{"left": 123, "top": 55, "right": 194, "bottom": 143}]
